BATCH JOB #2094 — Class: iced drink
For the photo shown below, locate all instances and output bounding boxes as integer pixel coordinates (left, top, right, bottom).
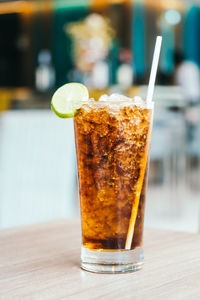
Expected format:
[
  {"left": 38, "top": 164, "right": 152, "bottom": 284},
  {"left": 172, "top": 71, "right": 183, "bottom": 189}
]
[{"left": 74, "top": 94, "right": 153, "bottom": 273}]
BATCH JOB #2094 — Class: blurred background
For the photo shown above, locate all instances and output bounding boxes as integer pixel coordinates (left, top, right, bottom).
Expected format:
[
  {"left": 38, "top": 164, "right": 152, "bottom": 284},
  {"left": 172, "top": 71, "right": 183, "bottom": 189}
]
[{"left": 0, "top": 0, "right": 200, "bottom": 232}]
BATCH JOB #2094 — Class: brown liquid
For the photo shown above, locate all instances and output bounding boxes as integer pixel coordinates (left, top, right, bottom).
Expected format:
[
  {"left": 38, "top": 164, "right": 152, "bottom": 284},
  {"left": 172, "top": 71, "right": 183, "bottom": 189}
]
[{"left": 74, "top": 102, "right": 152, "bottom": 250}]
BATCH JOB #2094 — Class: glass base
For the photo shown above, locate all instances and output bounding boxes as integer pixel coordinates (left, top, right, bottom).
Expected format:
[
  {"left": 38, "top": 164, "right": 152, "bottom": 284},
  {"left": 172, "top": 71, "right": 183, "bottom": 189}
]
[{"left": 81, "top": 246, "right": 144, "bottom": 274}]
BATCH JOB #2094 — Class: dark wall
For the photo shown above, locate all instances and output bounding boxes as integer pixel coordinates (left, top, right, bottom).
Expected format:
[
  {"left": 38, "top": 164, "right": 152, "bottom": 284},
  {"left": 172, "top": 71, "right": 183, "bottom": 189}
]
[
  {"left": 0, "top": 14, "right": 21, "bottom": 87},
  {"left": 52, "top": 5, "right": 89, "bottom": 88}
]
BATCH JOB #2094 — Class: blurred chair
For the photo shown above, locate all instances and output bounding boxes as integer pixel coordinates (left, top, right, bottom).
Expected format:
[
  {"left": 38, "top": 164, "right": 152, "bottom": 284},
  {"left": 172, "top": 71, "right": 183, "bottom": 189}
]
[
  {"left": 186, "top": 106, "right": 200, "bottom": 191},
  {"left": 143, "top": 86, "right": 200, "bottom": 233},
  {"left": 149, "top": 106, "right": 187, "bottom": 214},
  {"left": 0, "top": 110, "right": 78, "bottom": 228}
]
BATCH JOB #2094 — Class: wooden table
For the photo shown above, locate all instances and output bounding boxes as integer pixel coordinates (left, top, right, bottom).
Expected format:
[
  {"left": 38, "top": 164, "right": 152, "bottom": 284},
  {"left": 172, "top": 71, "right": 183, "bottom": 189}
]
[{"left": 0, "top": 220, "right": 200, "bottom": 300}]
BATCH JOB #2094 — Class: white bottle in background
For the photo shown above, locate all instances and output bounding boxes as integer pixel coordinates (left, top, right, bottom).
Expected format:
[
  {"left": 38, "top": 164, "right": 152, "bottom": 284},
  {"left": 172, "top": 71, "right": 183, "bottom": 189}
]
[
  {"left": 117, "top": 63, "right": 133, "bottom": 90},
  {"left": 91, "top": 60, "right": 109, "bottom": 89},
  {"left": 117, "top": 48, "right": 134, "bottom": 90},
  {"left": 35, "top": 50, "right": 55, "bottom": 92}
]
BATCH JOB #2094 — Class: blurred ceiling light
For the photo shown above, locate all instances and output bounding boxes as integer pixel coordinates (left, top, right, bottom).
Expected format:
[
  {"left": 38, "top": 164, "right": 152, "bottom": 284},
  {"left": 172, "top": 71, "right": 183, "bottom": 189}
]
[
  {"left": 147, "top": 0, "right": 183, "bottom": 12},
  {"left": 164, "top": 9, "right": 181, "bottom": 25},
  {"left": 91, "top": 0, "right": 128, "bottom": 6},
  {"left": 0, "top": 1, "right": 30, "bottom": 15},
  {"left": 0, "top": 1, "right": 51, "bottom": 15}
]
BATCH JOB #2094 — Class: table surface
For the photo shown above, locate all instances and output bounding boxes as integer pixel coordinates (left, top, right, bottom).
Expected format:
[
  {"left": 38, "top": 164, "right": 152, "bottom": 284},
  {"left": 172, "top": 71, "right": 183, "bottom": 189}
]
[{"left": 0, "top": 220, "right": 200, "bottom": 300}]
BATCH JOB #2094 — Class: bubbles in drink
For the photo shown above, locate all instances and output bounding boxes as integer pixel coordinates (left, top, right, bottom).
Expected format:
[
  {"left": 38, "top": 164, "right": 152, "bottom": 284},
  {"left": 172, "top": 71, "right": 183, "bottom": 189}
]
[{"left": 74, "top": 94, "right": 153, "bottom": 250}]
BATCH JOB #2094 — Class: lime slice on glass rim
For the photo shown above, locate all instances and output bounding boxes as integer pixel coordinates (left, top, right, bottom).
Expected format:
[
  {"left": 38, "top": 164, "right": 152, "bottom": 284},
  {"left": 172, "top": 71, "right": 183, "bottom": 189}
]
[{"left": 51, "top": 83, "right": 89, "bottom": 118}]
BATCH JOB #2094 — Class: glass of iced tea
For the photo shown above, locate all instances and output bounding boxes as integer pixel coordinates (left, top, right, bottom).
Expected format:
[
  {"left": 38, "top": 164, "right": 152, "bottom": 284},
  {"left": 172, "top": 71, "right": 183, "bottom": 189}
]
[{"left": 74, "top": 94, "right": 153, "bottom": 273}]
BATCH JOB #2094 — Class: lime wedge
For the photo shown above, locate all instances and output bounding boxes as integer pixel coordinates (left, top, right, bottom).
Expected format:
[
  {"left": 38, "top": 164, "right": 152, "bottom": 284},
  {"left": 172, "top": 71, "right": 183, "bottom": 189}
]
[{"left": 51, "top": 83, "right": 89, "bottom": 118}]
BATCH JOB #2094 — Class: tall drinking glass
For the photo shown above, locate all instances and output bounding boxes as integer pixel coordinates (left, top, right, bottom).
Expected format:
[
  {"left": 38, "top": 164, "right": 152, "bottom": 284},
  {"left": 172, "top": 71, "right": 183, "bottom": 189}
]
[{"left": 74, "top": 96, "right": 153, "bottom": 273}]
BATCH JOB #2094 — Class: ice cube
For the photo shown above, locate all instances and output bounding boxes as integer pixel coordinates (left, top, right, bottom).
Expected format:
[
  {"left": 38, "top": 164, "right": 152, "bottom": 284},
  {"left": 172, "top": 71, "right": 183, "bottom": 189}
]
[
  {"left": 133, "top": 96, "right": 144, "bottom": 104},
  {"left": 98, "top": 94, "right": 109, "bottom": 102},
  {"left": 99, "top": 93, "right": 132, "bottom": 102}
]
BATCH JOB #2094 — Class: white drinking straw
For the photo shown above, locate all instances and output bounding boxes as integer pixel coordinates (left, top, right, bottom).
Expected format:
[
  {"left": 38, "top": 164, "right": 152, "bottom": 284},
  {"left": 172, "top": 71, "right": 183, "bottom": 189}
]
[
  {"left": 146, "top": 36, "right": 162, "bottom": 106},
  {"left": 125, "top": 36, "right": 162, "bottom": 250}
]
